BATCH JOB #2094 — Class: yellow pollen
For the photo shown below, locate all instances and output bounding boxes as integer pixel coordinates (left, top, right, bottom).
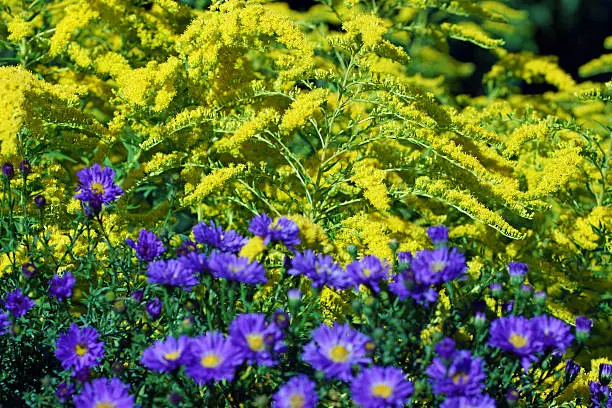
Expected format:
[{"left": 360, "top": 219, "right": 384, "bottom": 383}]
[
  {"left": 94, "top": 402, "right": 116, "bottom": 408},
  {"left": 452, "top": 373, "right": 469, "bottom": 385},
  {"left": 509, "top": 333, "right": 528, "bottom": 349},
  {"left": 229, "top": 265, "right": 241, "bottom": 273},
  {"left": 289, "top": 393, "right": 306, "bottom": 408},
  {"left": 329, "top": 344, "right": 350, "bottom": 362},
  {"left": 247, "top": 334, "right": 265, "bottom": 352},
  {"left": 201, "top": 353, "right": 221, "bottom": 368},
  {"left": 430, "top": 261, "right": 446, "bottom": 272},
  {"left": 163, "top": 350, "right": 181, "bottom": 361},
  {"left": 91, "top": 182, "right": 105, "bottom": 195},
  {"left": 75, "top": 344, "right": 87, "bottom": 356},
  {"left": 372, "top": 383, "right": 393, "bottom": 398},
  {"left": 363, "top": 268, "right": 371, "bottom": 277}
]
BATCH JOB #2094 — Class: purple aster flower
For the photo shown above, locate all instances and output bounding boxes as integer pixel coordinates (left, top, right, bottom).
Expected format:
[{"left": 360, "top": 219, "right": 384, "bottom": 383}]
[
  {"left": 22, "top": 262, "right": 37, "bottom": 278},
  {"left": 531, "top": 315, "right": 574, "bottom": 352},
  {"left": 440, "top": 395, "right": 496, "bottom": 408},
  {"left": 207, "top": 252, "right": 267, "bottom": 284},
  {"left": 131, "top": 289, "right": 144, "bottom": 303},
  {"left": 600, "top": 364, "right": 612, "bottom": 386},
  {"left": 126, "top": 229, "right": 165, "bottom": 262},
  {"left": 55, "top": 324, "right": 104, "bottom": 374},
  {"left": 272, "top": 374, "right": 318, "bottom": 408},
  {"left": 146, "top": 298, "right": 162, "bottom": 319},
  {"left": 176, "top": 239, "right": 197, "bottom": 256},
  {"left": 141, "top": 336, "right": 191, "bottom": 373},
  {"left": 73, "top": 378, "right": 134, "bottom": 408},
  {"left": 288, "top": 250, "right": 351, "bottom": 290},
  {"left": 565, "top": 360, "right": 581, "bottom": 384},
  {"left": 248, "top": 213, "right": 301, "bottom": 248},
  {"left": 427, "top": 225, "right": 449, "bottom": 244},
  {"left": 49, "top": 272, "right": 76, "bottom": 301},
  {"left": 146, "top": 259, "right": 199, "bottom": 290},
  {"left": 488, "top": 316, "right": 541, "bottom": 371},
  {"left": 184, "top": 331, "right": 241, "bottom": 385},
  {"left": 56, "top": 382, "right": 76, "bottom": 403},
  {"left": 575, "top": 315, "right": 593, "bottom": 342},
  {"left": 302, "top": 323, "right": 371, "bottom": 381},
  {"left": 177, "top": 251, "right": 208, "bottom": 275},
  {"left": 436, "top": 337, "right": 456, "bottom": 360},
  {"left": 0, "top": 311, "right": 10, "bottom": 335},
  {"left": 388, "top": 269, "right": 438, "bottom": 306},
  {"left": 19, "top": 159, "right": 31, "bottom": 176},
  {"left": 193, "top": 221, "right": 248, "bottom": 253},
  {"left": 520, "top": 284, "right": 533, "bottom": 294},
  {"left": 347, "top": 255, "right": 390, "bottom": 292},
  {"left": 34, "top": 194, "right": 46, "bottom": 208},
  {"left": 411, "top": 247, "right": 466, "bottom": 285},
  {"left": 2, "top": 162, "right": 15, "bottom": 179},
  {"left": 351, "top": 366, "right": 413, "bottom": 408},
  {"left": 426, "top": 350, "right": 486, "bottom": 396},
  {"left": 229, "top": 313, "right": 286, "bottom": 366},
  {"left": 590, "top": 381, "right": 612, "bottom": 408},
  {"left": 272, "top": 309, "right": 291, "bottom": 330},
  {"left": 4, "top": 288, "right": 34, "bottom": 318},
  {"left": 74, "top": 164, "right": 123, "bottom": 216},
  {"left": 506, "top": 389, "right": 519, "bottom": 404}
]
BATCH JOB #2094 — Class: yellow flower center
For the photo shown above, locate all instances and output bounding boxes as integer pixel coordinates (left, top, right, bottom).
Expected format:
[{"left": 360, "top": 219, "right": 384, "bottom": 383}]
[
  {"left": 452, "top": 372, "right": 469, "bottom": 385},
  {"left": 91, "top": 182, "right": 105, "bottom": 195},
  {"left": 75, "top": 344, "right": 88, "bottom": 356},
  {"left": 201, "top": 353, "right": 221, "bottom": 368},
  {"left": 430, "top": 261, "right": 446, "bottom": 272},
  {"left": 509, "top": 333, "right": 528, "bottom": 349},
  {"left": 329, "top": 344, "right": 351, "bottom": 362},
  {"left": 94, "top": 402, "right": 116, "bottom": 408},
  {"left": 363, "top": 268, "right": 371, "bottom": 277},
  {"left": 371, "top": 383, "right": 393, "bottom": 398},
  {"left": 163, "top": 350, "right": 181, "bottom": 361},
  {"left": 247, "top": 333, "right": 265, "bottom": 352},
  {"left": 229, "top": 265, "right": 241, "bottom": 274},
  {"left": 289, "top": 393, "right": 306, "bottom": 408}
]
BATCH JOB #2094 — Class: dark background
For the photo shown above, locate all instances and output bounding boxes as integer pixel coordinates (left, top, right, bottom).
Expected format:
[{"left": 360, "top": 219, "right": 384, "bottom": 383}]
[{"left": 285, "top": 0, "right": 612, "bottom": 93}]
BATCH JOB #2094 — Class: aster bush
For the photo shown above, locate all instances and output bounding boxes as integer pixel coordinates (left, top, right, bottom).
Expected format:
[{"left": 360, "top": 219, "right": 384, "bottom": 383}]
[
  {"left": 0, "top": 0, "right": 611, "bottom": 406},
  {"left": 0, "top": 162, "right": 610, "bottom": 407}
]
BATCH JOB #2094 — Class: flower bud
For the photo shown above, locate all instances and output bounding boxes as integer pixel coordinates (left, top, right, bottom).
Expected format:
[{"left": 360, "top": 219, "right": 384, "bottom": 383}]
[
  {"left": 2, "top": 162, "right": 15, "bottom": 179},
  {"left": 146, "top": 297, "right": 162, "bottom": 320},
  {"left": 508, "top": 262, "right": 528, "bottom": 285},
  {"left": 599, "top": 363, "right": 612, "bottom": 386},
  {"left": 34, "top": 194, "right": 46, "bottom": 208},
  {"left": 112, "top": 299, "right": 126, "bottom": 313},
  {"left": 565, "top": 360, "right": 581, "bottom": 384},
  {"left": 131, "top": 289, "right": 144, "bottom": 303},
  {"left": 489, "top": 283, "right": 503, "bottom": 297},
  {"left": 534, "top": 291, "right": 547, "bottom": 305},
  {"left": 287, "top": 288, "right": 302, "bottom": 306},
  {"left": 575, "top": 315, "right": 593, "bottom": 342},
  {"left": 474, "top": 311, "right": 487, "bottom": 329},
  {"left": 18, "top": 160, "right": 31, "bottom": 176}
]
